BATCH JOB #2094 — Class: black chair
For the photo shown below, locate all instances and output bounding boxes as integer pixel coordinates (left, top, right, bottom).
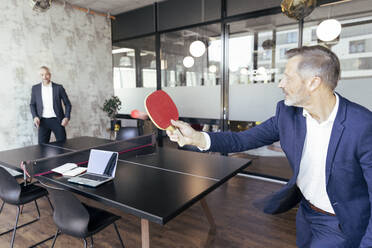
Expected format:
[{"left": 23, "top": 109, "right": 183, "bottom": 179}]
[
  {"left": 116, "top": 126, "right": 140, "bottom": 141},
  {"left": 0, "top": 166, "right": 52, "bottom": 248},
  {"left": 47, "top": 187, "right": 125, "bottom": 248}
]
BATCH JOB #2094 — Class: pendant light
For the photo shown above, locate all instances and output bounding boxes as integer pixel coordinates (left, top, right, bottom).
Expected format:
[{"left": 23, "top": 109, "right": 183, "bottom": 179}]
[
  {"left": 183, "top": 56, "right": 194, "bottom": 68},
  {"left": 316, "top": 19, "right": 341, "bottom": 42},
  {"left": 189, "top": 40, "right": 206, "bottom": 57}
]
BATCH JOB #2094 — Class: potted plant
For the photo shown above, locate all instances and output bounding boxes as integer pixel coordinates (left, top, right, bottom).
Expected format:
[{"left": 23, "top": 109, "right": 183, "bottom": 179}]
[{"left": 102, "top": 96, "right": 122, "bottom": 131}]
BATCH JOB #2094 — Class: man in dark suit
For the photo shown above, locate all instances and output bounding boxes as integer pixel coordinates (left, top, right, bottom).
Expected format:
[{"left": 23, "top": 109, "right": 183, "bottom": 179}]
[
  {"left": 167, "top": 46, "right": 372, "bottom": 247},
  {"left": 30, "top": 66, "right": 72, "bottom": 144}
]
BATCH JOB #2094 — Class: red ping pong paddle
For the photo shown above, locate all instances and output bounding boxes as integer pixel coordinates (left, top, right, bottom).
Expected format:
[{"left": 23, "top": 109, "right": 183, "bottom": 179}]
[{"left": 144, "top": 90, "right": 185, "bottom": 146}]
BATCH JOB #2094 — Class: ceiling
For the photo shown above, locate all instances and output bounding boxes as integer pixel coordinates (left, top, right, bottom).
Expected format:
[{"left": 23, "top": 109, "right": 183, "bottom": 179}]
[{"left": 65, "top": 0, "right": 164, "bottom": 15}]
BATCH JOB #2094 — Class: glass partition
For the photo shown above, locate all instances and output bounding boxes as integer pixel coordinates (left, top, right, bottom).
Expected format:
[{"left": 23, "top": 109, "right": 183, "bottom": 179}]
[
  {"left": 113, "top": 35, "right": 156, "bottom": 114},
  {"left": 228, "top": 13, "right": 298, "bottom": 123},
  {"left": 304, "top": 0, "right": 372, "bottom": 110},
  {"left": 160, "top": 23, "right": 222, "bottom": 119},
  {"left": 112, "top": 47, "right": 136, "bottom": 89},
  {"left": 228, "top": 1, "right": 372, "bottom": 124}
]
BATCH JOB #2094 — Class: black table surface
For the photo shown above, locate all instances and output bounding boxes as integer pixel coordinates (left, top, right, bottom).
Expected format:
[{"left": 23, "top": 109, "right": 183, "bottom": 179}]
[{"left": 0, "top": 136, "right": 251, "bottom": 224}]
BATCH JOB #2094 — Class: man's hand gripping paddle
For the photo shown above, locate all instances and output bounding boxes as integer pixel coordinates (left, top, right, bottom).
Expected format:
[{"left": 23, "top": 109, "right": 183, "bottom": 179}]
[{"left": 144, "top": 90, "right": 185, "bottom": 146}]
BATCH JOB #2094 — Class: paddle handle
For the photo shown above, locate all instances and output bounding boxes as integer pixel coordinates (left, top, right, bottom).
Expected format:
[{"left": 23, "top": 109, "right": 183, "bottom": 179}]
[{"left": 167, "top": 126, "right": 186, "bottom": 147}]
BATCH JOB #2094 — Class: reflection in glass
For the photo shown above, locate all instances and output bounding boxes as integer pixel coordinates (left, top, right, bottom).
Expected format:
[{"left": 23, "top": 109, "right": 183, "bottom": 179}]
[
  {"left": 228, "top": 13, "right": 298, "bottom": 123},
  {"left": 160, "top": 24, "right": 221, "bottom": 87},
  {"left": 303, "top": 9, "right": 372, "bottom": 78},
  {"left": 112, "top": 36, "right": 156, "bottom": 89},
  {"left": 112, "top": 48, "right": 136, "bottom": 88}
]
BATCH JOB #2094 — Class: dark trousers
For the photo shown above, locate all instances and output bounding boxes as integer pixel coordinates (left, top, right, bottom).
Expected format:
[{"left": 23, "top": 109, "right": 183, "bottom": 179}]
[
  {"left": 38, "top": 118, "right": 66, "bottom": 144},
  {"left": 296, "top": 199, "right": 348, "bottom": 248}
]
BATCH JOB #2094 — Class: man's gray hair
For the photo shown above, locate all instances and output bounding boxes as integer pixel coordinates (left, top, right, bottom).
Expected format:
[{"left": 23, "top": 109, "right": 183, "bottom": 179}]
[
  {"left": 39, "top": 66, "right": 50, "bottom": 73},
  {"left": 286, "top": 45, "right": 340, "bottom": 90}
]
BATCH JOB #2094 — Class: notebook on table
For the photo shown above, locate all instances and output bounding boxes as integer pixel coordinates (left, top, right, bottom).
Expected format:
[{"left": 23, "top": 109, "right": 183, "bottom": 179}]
[{"left": 68, "top": 149, "right": 118, "bottom": 187}]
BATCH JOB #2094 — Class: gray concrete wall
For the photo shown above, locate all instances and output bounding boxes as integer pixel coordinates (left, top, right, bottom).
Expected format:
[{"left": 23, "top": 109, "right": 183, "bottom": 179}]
[{"left": 0, "top": 0, "right": 113, "bottom": 150}]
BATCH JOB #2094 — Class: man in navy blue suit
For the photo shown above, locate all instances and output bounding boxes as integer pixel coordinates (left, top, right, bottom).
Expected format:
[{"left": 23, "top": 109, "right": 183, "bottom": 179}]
[
  {"left": 30, "top": 66, "right": 72, "bottom": 144},
  {"left": 167, "top": 46, "right": 372, "bottom": 247}
]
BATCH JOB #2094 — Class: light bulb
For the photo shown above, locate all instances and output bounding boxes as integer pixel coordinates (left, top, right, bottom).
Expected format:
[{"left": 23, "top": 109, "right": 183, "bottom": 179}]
[
  {"left": 316, "top": 19, "right": 341, "bottom": 42},
  {"left": 183, "top": 56, "right": 194, "bottom": 68},
  {"left": 119, "top": 56, "right": 131, "bottom": 67},
  {"left": 229, "top": 63, "right": 239, "bottom": 72},
  {"left": 257, "top": 66, "right": 266, "bottom": 75},
  {"left": 189, "top": 40, "right": 206, "bottom": 57},
  {"left": 240, "top": 68, "right": 249, "bottom": 75},
  {"left": 209, "top": 65, "right": 217, "bottom": 73}
]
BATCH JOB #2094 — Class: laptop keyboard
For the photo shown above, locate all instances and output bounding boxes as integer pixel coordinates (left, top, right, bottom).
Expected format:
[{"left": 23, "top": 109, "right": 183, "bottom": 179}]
[{"left": 79, "top": 174, "right": 108, "bottom": 182}]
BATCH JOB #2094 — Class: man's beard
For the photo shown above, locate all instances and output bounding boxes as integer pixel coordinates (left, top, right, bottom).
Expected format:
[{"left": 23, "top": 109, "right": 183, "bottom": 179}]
[
  {"left": 284, "top": 96, "right": 298, "bottom": 106},
  {"left": 284, "top": 93, "right": 307, "bottom": 107}
]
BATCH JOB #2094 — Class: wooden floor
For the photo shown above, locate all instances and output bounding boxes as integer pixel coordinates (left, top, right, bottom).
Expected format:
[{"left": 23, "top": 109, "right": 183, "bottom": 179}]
[
  {"left": 0, "top": 175, "right": 297, "bottom": 248},
  {"left": 242, "top": 156, "right": 293, "bottom": 181}
]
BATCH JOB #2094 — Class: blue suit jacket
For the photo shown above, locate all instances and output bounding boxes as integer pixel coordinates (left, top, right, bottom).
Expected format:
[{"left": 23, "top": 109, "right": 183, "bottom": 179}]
[
  {"left": 30, "top": 82, "right": 71, "bottom": 121},
  {"left": 208, "top": 94, "right": 372, "bottom": 247}
]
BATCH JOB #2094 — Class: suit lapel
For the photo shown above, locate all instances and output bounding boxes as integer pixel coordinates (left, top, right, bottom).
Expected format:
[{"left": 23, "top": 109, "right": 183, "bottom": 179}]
[
  {"left": 325, "top": 95, "right": 346, "bottom": 185},
  {"left": 52, "top": 82, "right": 57, "bottom": 101},
  {"left": 37, "top": 83, "right": 42, "bottom": 101},
  {"left": 294, "top": 108, "right": 307, "bottom": 178}
]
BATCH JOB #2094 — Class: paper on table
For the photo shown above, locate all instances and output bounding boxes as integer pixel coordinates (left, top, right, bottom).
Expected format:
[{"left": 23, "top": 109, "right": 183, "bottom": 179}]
[
  {"left": 52, "top": 163, "right": 78, "bottom": 175},
  {"left": 62, "top": 167, "right": 87, "bottom": 177}
]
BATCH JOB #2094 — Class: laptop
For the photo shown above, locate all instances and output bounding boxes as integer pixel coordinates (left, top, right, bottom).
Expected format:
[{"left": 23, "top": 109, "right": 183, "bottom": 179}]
[{"left": 68, "top": 149, "right": 118, "bottom": 187}]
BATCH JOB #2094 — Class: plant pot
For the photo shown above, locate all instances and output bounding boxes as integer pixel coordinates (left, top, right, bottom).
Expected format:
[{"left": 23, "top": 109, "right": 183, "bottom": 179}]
[{"left": 110, "top": 120, "right": 121, "bottom": 131}]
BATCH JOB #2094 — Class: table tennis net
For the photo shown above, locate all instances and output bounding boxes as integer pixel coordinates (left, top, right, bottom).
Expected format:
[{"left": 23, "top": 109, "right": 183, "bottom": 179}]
[{"left": 29, "top": 134, "right": 156, "bottom": 177}]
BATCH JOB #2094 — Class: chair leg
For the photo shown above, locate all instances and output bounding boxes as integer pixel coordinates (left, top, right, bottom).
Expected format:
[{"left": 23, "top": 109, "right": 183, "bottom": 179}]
[
  {"left": 34, "top": 200, "right": 41, "bottom": 219},
  {"left": 0, "top": 204, "right": 40, "bottom": 237},
  {"left": 113, "top": 222, "right": 125, "bottom": 248},
  {"left": 46, "top": 195, "right": 54, "bottom": 212},
  {"left": 90, "top": 236, "right": 94, "bottom": 248},
  {"left": 51, "top": 229, "right": 60, "bottom": 248},
  {"left": 10, "top": 206, "right": 21, "bottom": 248},
  {"left": 0, "top": 201, "right": 4, "bottom": 214},
  {"left": 29, "top": 229, "right": 60, "bottom": 248},
  {"left": 83, "top": 238, "right": 88, "bottom": 248},
  {"left": 20, "top": 205, "right": 24, "bottom": 214}
]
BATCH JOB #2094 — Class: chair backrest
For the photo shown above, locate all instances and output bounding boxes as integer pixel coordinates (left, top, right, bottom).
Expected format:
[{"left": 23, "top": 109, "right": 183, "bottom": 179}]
[
  {"left": 116, "top": 126, "right": 139, "bottom": 141},
  {"left": 47, "top": 188, "right": 90, "bottom": 237},
  {"left": 0, "top": 167, "right": 21, "bottom": 204}
]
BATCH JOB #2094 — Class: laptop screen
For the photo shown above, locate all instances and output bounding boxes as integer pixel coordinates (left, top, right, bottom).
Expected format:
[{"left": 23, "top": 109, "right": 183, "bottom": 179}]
[{"left": 87, "top": 149, "right": 118, "bottom": 177}]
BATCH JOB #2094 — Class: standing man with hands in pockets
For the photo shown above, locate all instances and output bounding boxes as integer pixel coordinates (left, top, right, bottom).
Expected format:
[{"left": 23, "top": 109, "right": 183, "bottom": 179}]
[
  {"left": 167, "top": 46, "right": 372, "bottom": 247},
  {"left": 30, "top": 66, "right": 72, "bottom": 144}
]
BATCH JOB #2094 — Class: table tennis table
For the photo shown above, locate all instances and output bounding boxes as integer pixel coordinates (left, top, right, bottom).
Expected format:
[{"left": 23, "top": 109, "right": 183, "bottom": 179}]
[{"left": 0, "top": 134, "right": 250, "bottom": 248}]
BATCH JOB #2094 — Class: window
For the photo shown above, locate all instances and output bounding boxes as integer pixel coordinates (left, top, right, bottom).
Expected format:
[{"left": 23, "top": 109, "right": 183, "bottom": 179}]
[
  {"left": 287, "top": 31, "right": 297, "bottom": 44},
  {"left": 112, "top": 48, "right": 136, "bottom": 89},
  {"left": 160, "top": 24, "right": 221, "bottom": 87},
  {"left": 349, "top": 40, "right": 366, "bottom": 53},
  {"left": 280, "top": 48, "right": 289, "bottom": 59},
  {"left": 112, "top": 36, "right": 156, "bottom": 89}
]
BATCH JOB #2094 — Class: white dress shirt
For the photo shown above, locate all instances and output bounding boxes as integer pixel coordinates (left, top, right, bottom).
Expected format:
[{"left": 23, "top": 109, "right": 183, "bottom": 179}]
[
  {"left": 198, "top": 132, "right": 211, "bottom": 151},
  {"left": 41, "top": 83, "right": 57, "bottom": 118},
  {"left": 297, "top": 94, "right": 339, "bottom": 214}
]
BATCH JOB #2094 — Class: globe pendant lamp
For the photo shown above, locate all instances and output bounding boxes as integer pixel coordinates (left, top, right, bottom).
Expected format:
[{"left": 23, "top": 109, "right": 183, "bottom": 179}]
[
  {"left": 189, "top": 40, "right": 206, "bottom": 57},
  {"left": 209, "top": 65, "right": 217, "bottom": 73},
  {"left": 183, "top": 56, "right": 194, "bottom": 68},
  {"left": 316, "top": 19, "right": 341, "bottom": 42}
]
